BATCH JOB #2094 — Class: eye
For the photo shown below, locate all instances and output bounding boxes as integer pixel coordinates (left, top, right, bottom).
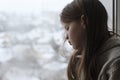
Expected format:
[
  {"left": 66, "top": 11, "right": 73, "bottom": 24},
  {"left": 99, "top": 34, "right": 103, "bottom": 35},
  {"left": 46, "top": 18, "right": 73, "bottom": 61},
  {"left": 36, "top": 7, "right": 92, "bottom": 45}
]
[{"left": 65, "top": 25, "right": 69, "bottom": 30}]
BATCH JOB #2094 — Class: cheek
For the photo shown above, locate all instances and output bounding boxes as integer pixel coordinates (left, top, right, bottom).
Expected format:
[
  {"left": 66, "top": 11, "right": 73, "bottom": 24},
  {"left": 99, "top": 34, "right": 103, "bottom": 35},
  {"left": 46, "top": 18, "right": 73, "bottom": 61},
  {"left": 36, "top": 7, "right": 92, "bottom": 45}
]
[
  {"left": 70, "top": 27, "right": 85, "bottom": 48},
  {"left": 74, "top": 31, "right": 83, "bottom": 44},
  {"left": 69, "top": 29, "right": 81, "bottom": 43},
  {"left": 72, "top": 27, "right": 83, "bottom": 39}
]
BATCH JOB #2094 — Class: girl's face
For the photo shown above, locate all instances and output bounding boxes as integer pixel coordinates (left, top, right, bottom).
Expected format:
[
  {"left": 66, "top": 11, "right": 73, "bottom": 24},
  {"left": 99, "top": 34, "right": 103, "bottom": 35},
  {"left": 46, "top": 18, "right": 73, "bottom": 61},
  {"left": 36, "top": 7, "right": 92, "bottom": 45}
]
[{"left": 64, "top": 17, "right": 86, "bottom": 49}]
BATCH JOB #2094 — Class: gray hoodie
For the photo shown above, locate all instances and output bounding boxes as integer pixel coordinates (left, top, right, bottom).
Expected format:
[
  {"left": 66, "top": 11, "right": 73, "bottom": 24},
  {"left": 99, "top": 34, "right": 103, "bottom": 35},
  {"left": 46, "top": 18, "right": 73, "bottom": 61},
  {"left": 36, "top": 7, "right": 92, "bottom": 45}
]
[{"left": 96, "top": 36, "right": 120, "bottom": 80}]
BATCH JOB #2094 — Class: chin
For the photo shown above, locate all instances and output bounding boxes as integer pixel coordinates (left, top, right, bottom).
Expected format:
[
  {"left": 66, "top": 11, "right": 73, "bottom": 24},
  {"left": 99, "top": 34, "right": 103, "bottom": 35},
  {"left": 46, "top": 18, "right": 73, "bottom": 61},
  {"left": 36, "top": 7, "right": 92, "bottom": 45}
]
[
  {"left": 73, "top": 45, "right": 78, "bottom": 49},
  {"left": 73, "top": 45, "right": 81, "bottom": 50}
]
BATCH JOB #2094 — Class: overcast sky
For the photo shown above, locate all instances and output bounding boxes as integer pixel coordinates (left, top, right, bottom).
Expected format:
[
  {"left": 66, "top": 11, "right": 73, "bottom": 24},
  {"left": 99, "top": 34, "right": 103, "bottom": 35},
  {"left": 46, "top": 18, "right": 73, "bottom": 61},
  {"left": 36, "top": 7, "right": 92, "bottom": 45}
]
[
  {"left": 0, "top": 0, "right": 112, "bottom": 20},
  {"left": 0, "top": 0, "right": 72, "bottom": 14}
]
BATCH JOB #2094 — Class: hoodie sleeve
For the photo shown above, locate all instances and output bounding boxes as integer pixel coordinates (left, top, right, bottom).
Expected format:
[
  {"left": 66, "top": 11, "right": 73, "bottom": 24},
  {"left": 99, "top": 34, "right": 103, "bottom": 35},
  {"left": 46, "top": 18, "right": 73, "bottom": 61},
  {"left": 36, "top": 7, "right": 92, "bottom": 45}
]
[{"left": 106, "top": 57, "right": 120, "bottom": 80}]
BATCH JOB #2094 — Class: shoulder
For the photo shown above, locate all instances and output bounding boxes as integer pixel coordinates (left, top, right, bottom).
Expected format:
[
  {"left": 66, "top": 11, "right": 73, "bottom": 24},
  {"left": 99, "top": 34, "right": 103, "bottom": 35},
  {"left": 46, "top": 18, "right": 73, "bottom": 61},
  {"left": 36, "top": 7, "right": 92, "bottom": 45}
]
[
  {"left": 97, "top": 36, "right": 120, "bottom": 80},
  {"left": 98, "top": 56, "right": 120, "bottom": 80}
]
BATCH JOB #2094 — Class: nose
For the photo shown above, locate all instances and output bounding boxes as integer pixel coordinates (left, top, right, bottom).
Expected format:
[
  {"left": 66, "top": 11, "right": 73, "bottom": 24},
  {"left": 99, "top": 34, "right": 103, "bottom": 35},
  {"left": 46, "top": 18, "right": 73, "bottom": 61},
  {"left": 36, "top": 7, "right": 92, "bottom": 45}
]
[{"left": 65, "top": 34, "right": 69, "bottom": 40}]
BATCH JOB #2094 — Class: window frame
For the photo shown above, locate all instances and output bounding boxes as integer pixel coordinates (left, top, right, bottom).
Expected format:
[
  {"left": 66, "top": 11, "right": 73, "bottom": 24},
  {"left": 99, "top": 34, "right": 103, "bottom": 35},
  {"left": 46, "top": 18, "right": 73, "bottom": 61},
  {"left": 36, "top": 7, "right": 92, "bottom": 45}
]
[{"left": 113, "top": 0, "right": 120, "bottom": 35}]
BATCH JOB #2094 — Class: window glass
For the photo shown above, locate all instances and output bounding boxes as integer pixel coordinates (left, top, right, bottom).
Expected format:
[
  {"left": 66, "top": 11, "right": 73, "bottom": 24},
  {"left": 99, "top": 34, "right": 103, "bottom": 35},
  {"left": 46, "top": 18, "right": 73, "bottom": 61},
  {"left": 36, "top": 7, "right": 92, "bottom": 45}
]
[
  {"left": 0, "top": 0, "right": 113, "bottom": 80},
  {"left": 100, "top": 0, "right": 113, "bottom": 31},
  {"left": 0, "top": 0, "right": 72, "bottom": 80}
]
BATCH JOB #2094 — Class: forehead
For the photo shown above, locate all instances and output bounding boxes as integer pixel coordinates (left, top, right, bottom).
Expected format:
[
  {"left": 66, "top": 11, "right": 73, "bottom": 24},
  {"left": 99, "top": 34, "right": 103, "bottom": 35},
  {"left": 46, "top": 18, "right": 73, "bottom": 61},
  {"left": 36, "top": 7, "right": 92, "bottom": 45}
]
[{"left": 63, "top": 21, "right": 80, "bottom": 26}]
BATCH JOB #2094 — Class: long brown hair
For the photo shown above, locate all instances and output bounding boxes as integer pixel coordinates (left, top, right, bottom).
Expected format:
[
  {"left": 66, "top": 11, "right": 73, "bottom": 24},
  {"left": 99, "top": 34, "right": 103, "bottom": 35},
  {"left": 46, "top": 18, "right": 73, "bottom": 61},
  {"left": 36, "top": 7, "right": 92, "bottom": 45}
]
[{"left": 60, "top": 0, "right": 112, "bottom": 80}]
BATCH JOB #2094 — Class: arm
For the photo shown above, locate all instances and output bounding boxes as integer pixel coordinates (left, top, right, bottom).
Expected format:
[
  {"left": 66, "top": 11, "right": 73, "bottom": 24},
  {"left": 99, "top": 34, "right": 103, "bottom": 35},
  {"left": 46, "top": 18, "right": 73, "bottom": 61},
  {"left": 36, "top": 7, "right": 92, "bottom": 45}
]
[{"left": 106, "top": 57, "right": 120, "bottom": 80}]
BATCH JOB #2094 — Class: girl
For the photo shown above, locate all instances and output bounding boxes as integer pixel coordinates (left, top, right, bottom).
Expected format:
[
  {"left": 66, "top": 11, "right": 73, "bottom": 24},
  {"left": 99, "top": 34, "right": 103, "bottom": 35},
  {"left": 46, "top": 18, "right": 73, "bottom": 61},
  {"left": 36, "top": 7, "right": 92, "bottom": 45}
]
[{"left": 60, "top": 0, "right": 120, "bottom": 80}]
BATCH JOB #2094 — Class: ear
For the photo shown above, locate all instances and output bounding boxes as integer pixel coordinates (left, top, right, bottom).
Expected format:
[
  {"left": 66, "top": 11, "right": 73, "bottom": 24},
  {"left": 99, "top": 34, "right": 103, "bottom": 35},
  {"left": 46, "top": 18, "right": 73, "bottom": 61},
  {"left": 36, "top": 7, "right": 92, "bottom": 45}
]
[{"left": 80, "top": 15, "right": 86, "bottom": 29}]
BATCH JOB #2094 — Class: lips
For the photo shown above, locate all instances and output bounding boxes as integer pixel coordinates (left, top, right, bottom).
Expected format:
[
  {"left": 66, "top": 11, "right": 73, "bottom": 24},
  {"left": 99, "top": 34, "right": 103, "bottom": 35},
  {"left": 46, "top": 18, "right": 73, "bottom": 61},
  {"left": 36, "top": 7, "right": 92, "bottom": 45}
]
[{"left": 68, "top": 41, "right": 72, "bottom": 45}]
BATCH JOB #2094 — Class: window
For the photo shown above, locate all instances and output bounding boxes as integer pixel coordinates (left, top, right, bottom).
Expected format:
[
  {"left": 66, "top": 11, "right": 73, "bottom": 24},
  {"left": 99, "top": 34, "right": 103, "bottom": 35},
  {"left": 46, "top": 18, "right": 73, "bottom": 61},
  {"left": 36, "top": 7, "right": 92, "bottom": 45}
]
[
  {"left": 113, "top": 0, "right": 120, "bottom": 35},
  {"left": 0, "top": 0, "right": 114, "bottom": 80},
  {"left": 100, "top": 0, "right": 113, "bottom": 31},
  {"left": 0, "top": 0, "right": 72, "bottom": 80}
]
